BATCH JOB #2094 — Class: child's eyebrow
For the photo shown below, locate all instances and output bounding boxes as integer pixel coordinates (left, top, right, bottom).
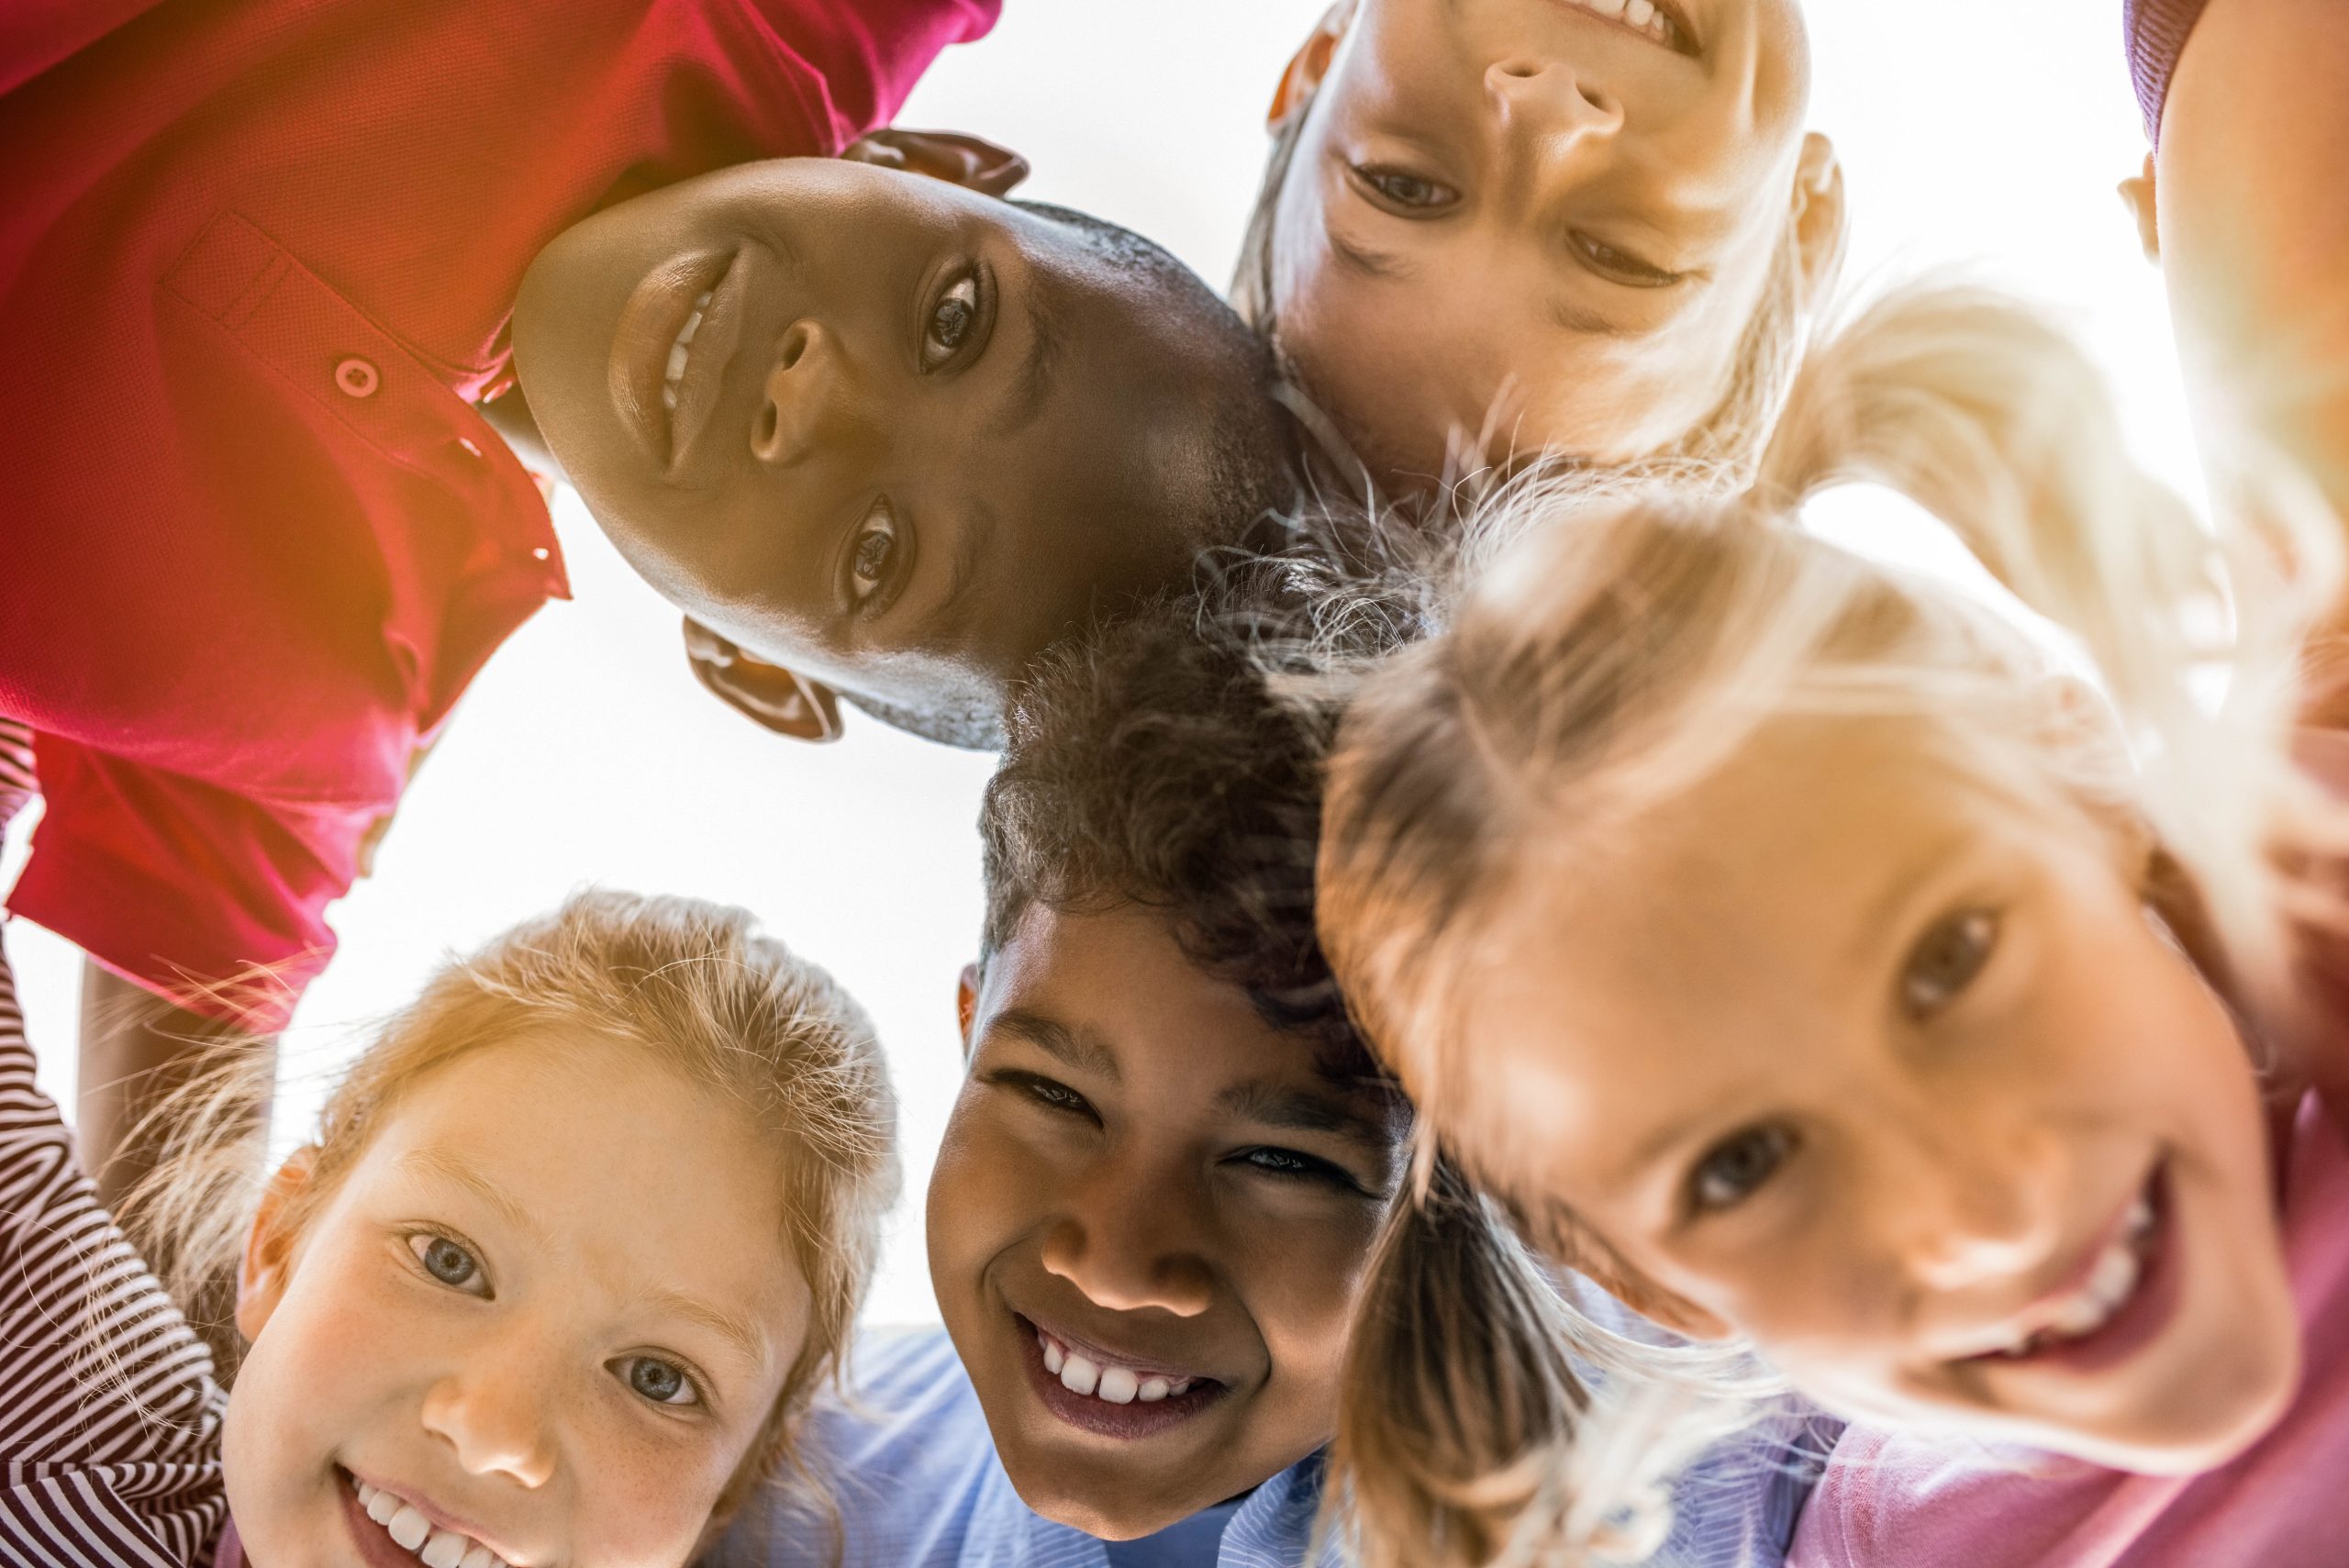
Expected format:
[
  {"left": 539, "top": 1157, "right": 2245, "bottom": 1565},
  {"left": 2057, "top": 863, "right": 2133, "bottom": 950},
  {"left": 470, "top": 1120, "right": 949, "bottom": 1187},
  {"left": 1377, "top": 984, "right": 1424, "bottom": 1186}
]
[
  {"left": 395, "top": 1147, "right": 546, "bottom": 1243},
  {"left": 635, "top": 1285, "right": 773, "bottom": 1375},
  {"left": 985, "top": 1006, "right": 1121, "bottom": 1081},
  {"left": 986, "top": 275, "right": 1066, "bottom": 441},
  {"left": 1217, "top": 1078, "right": 1394, "bottom": 1148}
]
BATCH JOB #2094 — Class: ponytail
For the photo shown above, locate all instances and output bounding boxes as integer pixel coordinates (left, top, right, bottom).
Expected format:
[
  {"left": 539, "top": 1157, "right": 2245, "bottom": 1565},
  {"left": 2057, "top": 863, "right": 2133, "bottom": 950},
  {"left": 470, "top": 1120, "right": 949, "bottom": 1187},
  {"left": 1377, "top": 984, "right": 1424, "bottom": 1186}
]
[{"left": 1750, "top": 281, "right": 2339, "bottom": 988}]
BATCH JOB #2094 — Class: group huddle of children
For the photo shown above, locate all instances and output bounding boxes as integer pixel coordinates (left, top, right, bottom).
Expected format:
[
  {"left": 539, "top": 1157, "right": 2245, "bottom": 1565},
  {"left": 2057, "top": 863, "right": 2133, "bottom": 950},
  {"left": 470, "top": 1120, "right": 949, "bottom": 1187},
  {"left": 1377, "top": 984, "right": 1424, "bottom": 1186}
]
[{"left": 3, "top": 0, "right": 2344, "bottom": 1565}]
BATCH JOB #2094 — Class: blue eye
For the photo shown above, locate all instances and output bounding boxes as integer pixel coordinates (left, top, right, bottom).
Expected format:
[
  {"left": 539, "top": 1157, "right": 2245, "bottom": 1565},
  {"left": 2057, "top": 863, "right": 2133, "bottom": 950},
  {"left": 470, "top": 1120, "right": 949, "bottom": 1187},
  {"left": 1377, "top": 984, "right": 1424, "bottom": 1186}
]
[
  {"left": 408, "top": 1233, "right": 488, "bottom": 1296},
  {"left": 618, "top": 1355, "right": 701, "bottom": 1407}
]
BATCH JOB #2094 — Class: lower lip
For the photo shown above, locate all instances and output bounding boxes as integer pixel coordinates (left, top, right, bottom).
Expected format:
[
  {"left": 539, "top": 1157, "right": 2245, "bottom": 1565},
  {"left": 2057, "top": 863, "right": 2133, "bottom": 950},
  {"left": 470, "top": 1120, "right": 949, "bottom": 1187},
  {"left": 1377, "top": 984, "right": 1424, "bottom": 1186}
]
[
  {"left": 338, "top": 1467, "right": 429, "bottom": 1568},
  {"left": 1015, "top": 1316, "right": 1227, "bottom": 1440},
  {"left": 1979, "top": 1164, "right": 2185, "bottom": 1377},
  {"left": 1544, "top": 0, "right": 1689, "bottom": 53},
  {"left": 607, "top": 247, "right": 737, "bottom": 468}
]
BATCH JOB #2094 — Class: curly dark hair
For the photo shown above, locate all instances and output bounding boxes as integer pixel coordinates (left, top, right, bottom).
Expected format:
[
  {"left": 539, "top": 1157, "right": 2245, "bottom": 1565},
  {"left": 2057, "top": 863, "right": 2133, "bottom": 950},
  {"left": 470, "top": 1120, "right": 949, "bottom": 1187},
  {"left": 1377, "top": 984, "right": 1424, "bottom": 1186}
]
[{"left": 976, "top": 544, "right": 1424, "bottom": 1072}]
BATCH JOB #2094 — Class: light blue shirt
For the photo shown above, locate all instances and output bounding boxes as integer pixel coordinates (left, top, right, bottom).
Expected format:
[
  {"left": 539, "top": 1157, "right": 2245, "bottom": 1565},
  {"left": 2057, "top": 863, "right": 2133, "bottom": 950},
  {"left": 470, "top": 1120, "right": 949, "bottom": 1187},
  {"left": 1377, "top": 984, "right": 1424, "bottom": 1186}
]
[{"left": 709, "top": 1328, "right": 1836, "bottom": 1568}]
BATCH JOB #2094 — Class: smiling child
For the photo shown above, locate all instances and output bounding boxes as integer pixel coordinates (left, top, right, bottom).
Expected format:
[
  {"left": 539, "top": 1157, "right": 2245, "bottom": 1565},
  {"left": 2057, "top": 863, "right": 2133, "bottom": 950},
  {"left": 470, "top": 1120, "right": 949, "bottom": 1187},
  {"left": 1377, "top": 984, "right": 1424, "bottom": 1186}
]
[
  {"left": 0, "top": 867, "right": 897, "bottom": 1567},
  {"left": 1317, "top": 284, "right": 2349, "bottom": 1563},
  {"left": 714, "top": 568, "right": 1830, "bottom": 1567},
  {"left": 0, "top": 0, "right": 1299, "bottom": 1194},
  {"left": 1235, "top": 0, "right": 1845, "bottom": 486}
]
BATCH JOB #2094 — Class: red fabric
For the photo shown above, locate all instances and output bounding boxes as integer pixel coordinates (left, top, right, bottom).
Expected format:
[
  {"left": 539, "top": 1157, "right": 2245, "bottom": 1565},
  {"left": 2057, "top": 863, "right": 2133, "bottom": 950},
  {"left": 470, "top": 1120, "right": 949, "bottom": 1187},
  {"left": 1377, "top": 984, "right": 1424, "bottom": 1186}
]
[{"left": 0, "top": 0, "right": 997, "bottom": 1030}]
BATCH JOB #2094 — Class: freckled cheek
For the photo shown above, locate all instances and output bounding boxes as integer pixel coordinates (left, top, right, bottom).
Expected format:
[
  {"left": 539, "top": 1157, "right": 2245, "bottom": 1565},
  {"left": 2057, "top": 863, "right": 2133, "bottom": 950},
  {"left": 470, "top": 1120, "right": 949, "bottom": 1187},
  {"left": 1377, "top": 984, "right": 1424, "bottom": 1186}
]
[{"left": 568, "top": 1417, "right": 740, "bottom": 1565}]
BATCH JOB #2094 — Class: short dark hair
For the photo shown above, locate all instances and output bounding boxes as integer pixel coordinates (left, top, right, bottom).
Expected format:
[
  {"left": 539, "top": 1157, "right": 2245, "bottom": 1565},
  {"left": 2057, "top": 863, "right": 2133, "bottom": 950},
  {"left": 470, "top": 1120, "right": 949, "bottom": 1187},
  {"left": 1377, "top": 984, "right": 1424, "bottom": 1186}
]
[{"left": 976, "top": 544, "right": 1420, "bottom": 1068}]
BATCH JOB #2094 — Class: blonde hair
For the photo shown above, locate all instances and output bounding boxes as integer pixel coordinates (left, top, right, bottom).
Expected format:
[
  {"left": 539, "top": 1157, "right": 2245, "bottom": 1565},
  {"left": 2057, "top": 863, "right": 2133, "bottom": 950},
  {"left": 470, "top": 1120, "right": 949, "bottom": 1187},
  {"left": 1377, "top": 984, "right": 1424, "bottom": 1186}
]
[
  {"left": 122, "top": 889, "right": 898, "bottom": 1529},
  {"left": 1316, "top": 281, "right": 2342, "bottom": 1564}
]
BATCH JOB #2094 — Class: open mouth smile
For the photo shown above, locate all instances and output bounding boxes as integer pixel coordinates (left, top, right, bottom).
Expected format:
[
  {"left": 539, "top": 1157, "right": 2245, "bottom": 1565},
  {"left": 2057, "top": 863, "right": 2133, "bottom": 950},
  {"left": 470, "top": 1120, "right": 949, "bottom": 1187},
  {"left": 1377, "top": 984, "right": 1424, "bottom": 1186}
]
[
  {"left": 1957, "top": 1162, "right": 2182, "bottom": 1373},
  {"left": 339, "top": 1466, "right": 520, "bottom": 1568},
  {"left": 1545, "top": 0, "right": 1696, "bottom": 54},
  {"left": 1014, "top": 1313, "right": 1230, "bottom": 1440},
  {"left": 607, "top": 246, "right": 750, "bottom": 474}
]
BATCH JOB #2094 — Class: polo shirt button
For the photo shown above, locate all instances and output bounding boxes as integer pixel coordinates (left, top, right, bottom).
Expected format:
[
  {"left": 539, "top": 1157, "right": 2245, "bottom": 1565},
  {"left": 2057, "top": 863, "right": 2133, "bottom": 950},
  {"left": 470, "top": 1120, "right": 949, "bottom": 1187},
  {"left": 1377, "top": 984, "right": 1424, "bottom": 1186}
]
[{"left": 334, "top": 357, "right": 379, "bottom": 398}]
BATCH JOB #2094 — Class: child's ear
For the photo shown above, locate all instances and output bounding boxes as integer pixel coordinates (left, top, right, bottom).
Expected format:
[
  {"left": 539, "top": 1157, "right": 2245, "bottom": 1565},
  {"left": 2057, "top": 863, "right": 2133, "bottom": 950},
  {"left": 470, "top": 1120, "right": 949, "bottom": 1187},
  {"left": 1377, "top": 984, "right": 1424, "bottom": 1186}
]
[
  {"left": 2119, "top": 152, "right": 2161, "bottom": 264},
  {"left": 956, "top": 962, "right": 983, "bottom": 1060},
  {"left": 841, "top": 128, "right": 1030, "bottom": 198},
  {"left": 682, "top": 617, "right": 843, "bottom": 743},
  {"left": 1789, "top": 132, "right": 1848, "bottom": 308},
  {"left": 1269, "top": 0, "right": 1354, "bottom": 127},
  {"left": 236, "top": 1145, "right": 320, "bottom": 1343}
]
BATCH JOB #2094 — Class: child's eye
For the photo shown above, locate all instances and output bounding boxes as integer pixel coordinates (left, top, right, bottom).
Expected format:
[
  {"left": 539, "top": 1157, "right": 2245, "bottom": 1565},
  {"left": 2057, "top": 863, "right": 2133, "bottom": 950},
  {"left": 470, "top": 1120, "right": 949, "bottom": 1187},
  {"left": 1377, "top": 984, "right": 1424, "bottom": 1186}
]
[
  {"left": 613, "top": 1354, "right": 703, "bottom": 1409},
  {"left": 848, "top": 498, "right": 900, "bottom": 606},
  {"left": 1015, "top": 1073, "right": 1092, "bottom": 1116},
  {"left": 1571, "top": 233, "right": 1687, "bottom": 288},
  {"left": 921, "top": 270, "right": 984, "bottom": 371},
  {"left": 1687, "top": 1125, "right": 1796, "bottom": 1215},
  {"left": 1901, "top": 909, "right": 2000, "bottom": 1018},
  {"left": 407, "top": 1233, "right": 490, "bottom": 1297},
  {"left": 1236, "top": 1147, "right": 1354, "bottom": 1187},
  {"left": 1350, "top": 163, "right": 1459, "bottom": 215}
]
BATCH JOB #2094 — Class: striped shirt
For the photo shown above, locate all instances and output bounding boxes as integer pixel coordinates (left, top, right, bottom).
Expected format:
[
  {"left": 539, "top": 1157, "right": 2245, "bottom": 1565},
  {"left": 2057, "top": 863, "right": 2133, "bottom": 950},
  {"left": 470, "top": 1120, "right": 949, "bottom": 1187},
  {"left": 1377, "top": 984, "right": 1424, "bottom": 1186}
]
[
  {"left": 0, "top": 903, "right": 230, "bottom": 1565},
  {"left": 2121, "top": 0, "right": 2210, "bottom": 145}
]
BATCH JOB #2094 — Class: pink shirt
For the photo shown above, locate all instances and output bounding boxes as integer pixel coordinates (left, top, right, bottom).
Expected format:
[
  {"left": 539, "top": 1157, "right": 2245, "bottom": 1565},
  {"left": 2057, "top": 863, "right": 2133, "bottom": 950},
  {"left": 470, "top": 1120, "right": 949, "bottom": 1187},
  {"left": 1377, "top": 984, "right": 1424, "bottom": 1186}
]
[{"left": 1789, "top": 1090, "right": 2349, "bottom": 1568}]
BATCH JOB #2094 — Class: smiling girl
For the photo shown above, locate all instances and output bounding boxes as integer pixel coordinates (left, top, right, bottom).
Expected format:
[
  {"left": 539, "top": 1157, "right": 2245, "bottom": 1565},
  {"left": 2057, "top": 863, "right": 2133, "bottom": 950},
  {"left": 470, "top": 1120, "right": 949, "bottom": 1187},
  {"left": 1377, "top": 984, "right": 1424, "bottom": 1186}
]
[
  {"left": 1316, "top": 283, "right": 2349, "bottom": 1562},
  {"left": 1235, "top": 0, "right": 1846, "bottom": 487},
  {"left": 0, "top": 873, "right": 895, "bottom": 1568}
]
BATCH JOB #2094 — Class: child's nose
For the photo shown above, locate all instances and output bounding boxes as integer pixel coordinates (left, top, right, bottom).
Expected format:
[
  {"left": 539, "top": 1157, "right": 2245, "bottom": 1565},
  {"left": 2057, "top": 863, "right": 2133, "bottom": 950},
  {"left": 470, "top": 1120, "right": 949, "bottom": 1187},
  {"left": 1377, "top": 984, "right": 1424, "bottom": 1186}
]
[
  {"left": 418, "top": 1358, "right": 560, "bottom": 1490},
  {"left": 1887, "top": 1125, "right": 2069, "bottom": 1294},
  {"left": 751, "top": 318, "right": 841, "bottom": 468},
  {"left": 1484, "top": 58, "right": 1622, "bottom": 171},
  {"left": 1038, "top": 1214, "right": 1215, "bottom": 1318}
]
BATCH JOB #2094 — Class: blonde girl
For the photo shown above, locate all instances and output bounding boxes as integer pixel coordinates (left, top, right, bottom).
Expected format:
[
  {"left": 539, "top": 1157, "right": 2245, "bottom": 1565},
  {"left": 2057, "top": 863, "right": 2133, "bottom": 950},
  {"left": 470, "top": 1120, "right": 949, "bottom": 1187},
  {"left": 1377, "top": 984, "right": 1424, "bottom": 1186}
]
[
  {"left": 1235, "top": 0, "right": 1847, "bottom": 489},
  {"left": 0, "top": 870, "right": 895, "bottom": 1568},
  {"left": 1315, "top": 283, "right": 2349, "bottom": 1564}
]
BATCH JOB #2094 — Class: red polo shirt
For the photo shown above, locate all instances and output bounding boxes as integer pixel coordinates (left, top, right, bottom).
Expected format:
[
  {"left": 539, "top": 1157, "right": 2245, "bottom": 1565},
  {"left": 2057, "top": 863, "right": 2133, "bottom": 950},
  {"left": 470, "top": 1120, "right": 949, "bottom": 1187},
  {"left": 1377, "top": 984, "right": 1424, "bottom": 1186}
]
[{"left": 0, "top": 0, "right": 997, "bottom": 1029}]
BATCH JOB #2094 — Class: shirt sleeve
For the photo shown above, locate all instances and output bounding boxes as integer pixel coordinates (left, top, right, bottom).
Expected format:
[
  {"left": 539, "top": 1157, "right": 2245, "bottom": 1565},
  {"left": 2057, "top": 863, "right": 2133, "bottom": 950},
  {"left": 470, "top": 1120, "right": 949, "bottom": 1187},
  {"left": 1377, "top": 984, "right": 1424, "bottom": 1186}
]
[
  {"left": 0, "top": 916, "right": 229, "bottom": 1565},
  {"left": 746, "top": 0, "right": 1003, "bottom": 149},
  {"left": 5, "top": 734, "right": 373, "bottom": 1034}
]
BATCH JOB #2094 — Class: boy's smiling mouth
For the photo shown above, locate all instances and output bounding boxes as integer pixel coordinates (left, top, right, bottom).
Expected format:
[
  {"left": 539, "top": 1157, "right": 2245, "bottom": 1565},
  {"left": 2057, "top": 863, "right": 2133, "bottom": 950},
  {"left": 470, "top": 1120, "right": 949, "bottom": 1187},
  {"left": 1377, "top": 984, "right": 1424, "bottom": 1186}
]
[
  {"left": 1013, "top": 1312, "right": 1230, "bottom": 1440},
  {"left": 607, "top": 245, "right": 749, "bottom": 475}
]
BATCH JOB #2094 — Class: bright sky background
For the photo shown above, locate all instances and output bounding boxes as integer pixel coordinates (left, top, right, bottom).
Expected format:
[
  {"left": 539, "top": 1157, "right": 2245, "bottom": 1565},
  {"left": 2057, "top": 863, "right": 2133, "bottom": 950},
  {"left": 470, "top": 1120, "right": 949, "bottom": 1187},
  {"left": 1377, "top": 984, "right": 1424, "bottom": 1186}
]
[{"left": 0, "top": 0, "right": 2190, "bottom": 1328}]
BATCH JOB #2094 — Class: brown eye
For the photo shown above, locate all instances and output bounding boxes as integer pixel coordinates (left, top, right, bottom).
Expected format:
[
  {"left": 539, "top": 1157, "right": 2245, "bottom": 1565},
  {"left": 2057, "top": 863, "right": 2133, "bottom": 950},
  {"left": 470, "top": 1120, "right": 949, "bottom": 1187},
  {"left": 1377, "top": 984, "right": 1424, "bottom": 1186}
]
[
  {"left": 1902, "top": 909, "right": 1999, "bottom": 1018},
  {"left": 922, "top": 272, "right": 981, "bottom": 370},
  {"left": 1353, "top": 164, "right": 1458, "bottom": 214},
  {"left": 849, "top": 500, "right": 898, "bottom": 605},
  {"left": 1688, "top": 1125, "right": 1795, "bottom": 1214}
]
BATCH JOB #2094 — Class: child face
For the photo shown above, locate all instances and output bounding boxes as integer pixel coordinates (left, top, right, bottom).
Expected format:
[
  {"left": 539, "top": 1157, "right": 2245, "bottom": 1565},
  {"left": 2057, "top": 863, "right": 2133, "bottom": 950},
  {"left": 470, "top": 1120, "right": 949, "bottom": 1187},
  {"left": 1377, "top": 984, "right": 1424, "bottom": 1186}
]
[
  {"left": 930, "top": 904, "right": 1404, "bottom": 1539},
  {"left": 1436, "top": 721, "right": 2302, "bottom": 1473},
  {"left": 512, "top": 159, "right": 1271, "bottom": 727},
  {"left": 1268, "top": 0, "right": 1832, "bottom": 477},
  {"left": 225, "top": 1036, "right": 810, "bottom": 1568}
]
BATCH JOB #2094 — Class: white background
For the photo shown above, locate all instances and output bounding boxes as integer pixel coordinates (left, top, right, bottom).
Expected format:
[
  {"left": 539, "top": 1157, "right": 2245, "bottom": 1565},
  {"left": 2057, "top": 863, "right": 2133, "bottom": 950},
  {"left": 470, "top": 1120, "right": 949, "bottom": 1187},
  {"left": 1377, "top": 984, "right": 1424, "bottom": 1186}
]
[{"left": 0, "top": 0, "right": 2193, "bottom": 1327}]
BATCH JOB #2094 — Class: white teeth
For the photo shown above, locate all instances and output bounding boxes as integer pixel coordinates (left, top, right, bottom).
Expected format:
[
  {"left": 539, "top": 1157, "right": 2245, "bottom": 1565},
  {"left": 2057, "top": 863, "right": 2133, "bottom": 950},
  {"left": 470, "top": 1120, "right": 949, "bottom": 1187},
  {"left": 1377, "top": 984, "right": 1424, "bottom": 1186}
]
[
  {"left": 1624, "top": 0, "right": 1655, "bottom": 24},
  {"left": 1562, "top": 0, "right": 1674, "bottom": 44},
  {"left": 659, "top": 290, "right": 715, "bottom": 417},
  {"left": 2125, "top": 1196, "right": 2154, "bottom": 1240},
  {"left": 353, "top": 1479, "right": 506, "bottom": 1568},
  {"left": 421, "top": 1531, "right": 470, "bottom": 1568},
  {"left": 386, "top": 1506, "right": 431, "bottom": 1551},
  {"left": 1036, "top": 1329, "right": 1200, "bottom": 1407},
  {"left": 1587, "top": 0, "right": 1625, "bottom": 14}
]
